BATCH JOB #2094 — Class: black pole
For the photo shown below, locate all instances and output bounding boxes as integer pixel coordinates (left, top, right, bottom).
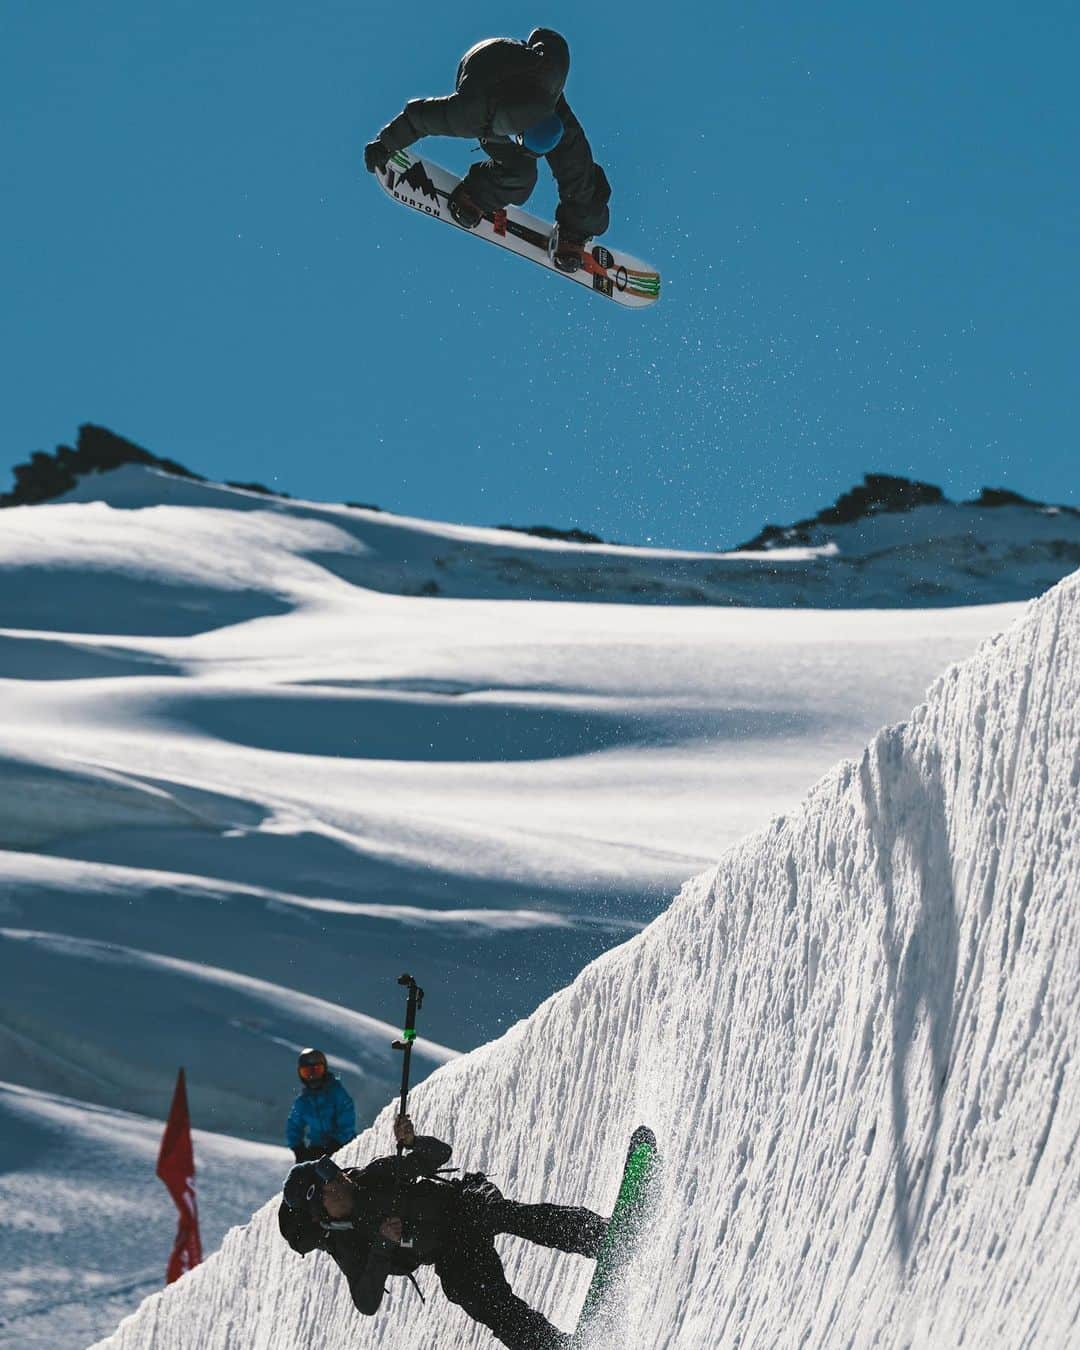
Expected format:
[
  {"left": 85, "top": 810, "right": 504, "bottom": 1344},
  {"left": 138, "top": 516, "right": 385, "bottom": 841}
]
[{"left": 392, "top": 973, "right": 423, "bottom": 1155}]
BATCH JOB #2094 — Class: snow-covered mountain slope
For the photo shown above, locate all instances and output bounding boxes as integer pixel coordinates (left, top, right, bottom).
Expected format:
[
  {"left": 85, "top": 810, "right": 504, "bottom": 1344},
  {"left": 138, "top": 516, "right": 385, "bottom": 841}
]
[
  {"left": 14, "top": 455, "right": 1078, "bottom": 607},
  {"left": 734, "top": 493, "right": 1079, "bottom": 607},
  {"left": 94, "top": 571, "right": 1080, "bottom": 1350},
  {"left": 0, "top": 1081, "right": 289, "bottom": 1350},
  {"left": 0, "top": 465, "right": 1018, "bottom": 1143}
]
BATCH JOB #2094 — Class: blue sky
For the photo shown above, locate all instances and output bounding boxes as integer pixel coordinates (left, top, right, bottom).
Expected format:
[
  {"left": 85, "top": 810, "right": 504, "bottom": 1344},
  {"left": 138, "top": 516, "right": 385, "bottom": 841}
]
[{"left": 2, "top": 0, "right": 1076, "bottom": 548}]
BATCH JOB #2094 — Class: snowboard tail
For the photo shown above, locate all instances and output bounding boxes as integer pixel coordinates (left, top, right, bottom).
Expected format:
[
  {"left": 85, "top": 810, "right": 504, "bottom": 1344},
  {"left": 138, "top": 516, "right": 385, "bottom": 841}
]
[
  {"left": 377, "top": 151, "right": 661, "bottom": 308},
  {"left": 570, "top": 1126, "right": 660, "bottom": 1347}
]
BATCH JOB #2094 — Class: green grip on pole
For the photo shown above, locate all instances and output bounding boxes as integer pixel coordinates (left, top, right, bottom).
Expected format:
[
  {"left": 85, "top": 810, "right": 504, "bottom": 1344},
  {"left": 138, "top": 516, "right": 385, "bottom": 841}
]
[{"left": 401, "top": 1029, "right": 416, "bottom": 1043}]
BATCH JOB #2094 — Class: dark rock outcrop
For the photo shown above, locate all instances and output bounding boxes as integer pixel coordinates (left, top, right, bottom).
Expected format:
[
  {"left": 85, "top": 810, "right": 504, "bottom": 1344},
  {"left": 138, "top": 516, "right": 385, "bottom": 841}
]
[
  {"left": 496, "top": 524, "right": 605, "bottom": 545},
  {"left": 739, "top": 473, "right": 1076, "bottom": 551},
  {"left": 741, "top": 474, "right": 944, "bottom": 550},
  {"left": 1, "top": 424, "right": 202, "bottom": 508},
  {"left": 225, "top": 480, "right": 289, "bottom": 498},
  {"left": 967, "top": 486, "right": 1076, "bottom": 512}
]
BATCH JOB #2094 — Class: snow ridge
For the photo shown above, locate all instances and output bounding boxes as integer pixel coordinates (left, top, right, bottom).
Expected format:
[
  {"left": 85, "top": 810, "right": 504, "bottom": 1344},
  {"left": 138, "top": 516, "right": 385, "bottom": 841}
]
[
  {"left": 8, "top": 461, "right": 1078, "bottom": 607},
  {"left": 96, "top": 573, "right": 1079, "bottom": 1349}
]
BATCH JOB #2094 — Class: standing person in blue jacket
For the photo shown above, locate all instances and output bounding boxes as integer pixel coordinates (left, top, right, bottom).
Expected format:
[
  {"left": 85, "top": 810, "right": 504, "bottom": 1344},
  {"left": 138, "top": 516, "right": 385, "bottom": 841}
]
[{"left": 286, "top": 1048, "right": 357, "bottom": 1163}]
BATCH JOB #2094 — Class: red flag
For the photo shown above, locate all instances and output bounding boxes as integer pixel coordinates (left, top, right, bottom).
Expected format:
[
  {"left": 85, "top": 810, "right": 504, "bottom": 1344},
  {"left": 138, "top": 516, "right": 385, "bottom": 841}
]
[{"left": 156, "top": 1067, "right": 203, "bottom": 1284}]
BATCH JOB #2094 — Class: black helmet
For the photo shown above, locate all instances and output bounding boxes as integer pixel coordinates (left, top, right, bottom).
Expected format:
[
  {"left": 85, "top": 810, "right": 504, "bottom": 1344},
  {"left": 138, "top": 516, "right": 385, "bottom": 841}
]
[
  {"left": 297, "top": 1047, "right": 328, "bottom": 1084},
  {"left": 490, "top": 83, "right": 556, "bottom": 138},
  {"left": 283, "top": 1154, "right": 345, "bottom": 1216}
]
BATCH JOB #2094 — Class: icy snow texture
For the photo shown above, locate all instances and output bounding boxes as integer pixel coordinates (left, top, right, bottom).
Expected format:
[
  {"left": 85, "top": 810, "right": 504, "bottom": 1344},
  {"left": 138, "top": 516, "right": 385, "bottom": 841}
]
[{"left": 94, "top": 573, "right": 1079, "bottom": 1347}]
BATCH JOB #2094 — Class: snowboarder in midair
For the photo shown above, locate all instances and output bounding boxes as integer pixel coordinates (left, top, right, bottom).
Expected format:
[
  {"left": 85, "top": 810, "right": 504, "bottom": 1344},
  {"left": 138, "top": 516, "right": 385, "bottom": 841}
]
[
  {"left": 279, "top": 1114, "right": 608, "bottom": 1349},
  {"left": 363, "top": 28, "right": 611, "bottom": 275},
  {"left": 285, "top": 1048, "right": 357, "bottom": 1163}
]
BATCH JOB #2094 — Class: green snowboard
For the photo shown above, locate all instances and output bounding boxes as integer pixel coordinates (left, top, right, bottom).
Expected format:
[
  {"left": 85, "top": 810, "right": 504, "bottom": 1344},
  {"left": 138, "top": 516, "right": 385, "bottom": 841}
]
[{"left": 570, "top": 1126, "right": 660, "bottom": 1347}]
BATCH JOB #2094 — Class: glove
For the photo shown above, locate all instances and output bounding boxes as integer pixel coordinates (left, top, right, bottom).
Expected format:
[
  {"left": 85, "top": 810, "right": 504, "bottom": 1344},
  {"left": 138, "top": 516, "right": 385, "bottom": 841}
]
[
  {"left": 364, "top": 139, "right": 391, "bottom": 174},
  {"left": 294, "top": 1143, "right": 338, "bottom": 1163}
]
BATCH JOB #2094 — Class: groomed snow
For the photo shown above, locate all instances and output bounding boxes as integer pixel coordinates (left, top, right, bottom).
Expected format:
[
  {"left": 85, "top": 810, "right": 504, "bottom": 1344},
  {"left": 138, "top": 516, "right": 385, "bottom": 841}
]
[{"left": 93, "top": 572, "right": 1079, "bottom": 1348}]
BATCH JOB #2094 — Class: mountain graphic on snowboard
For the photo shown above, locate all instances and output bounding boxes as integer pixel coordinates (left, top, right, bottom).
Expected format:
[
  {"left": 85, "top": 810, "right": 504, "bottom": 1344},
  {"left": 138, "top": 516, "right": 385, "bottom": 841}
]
[
  {"left": 571, "top": 1126, "right": 660, "bottom": 1347},
  {"left": 375, "top": 150, "right": 661, "bottom": 308}
]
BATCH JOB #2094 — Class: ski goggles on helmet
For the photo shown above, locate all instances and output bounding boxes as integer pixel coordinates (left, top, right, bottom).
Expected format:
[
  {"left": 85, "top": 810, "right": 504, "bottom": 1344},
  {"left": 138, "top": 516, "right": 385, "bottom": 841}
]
[
  {"left": 516, "top": 112, "right": 564, "bottom": 156},
  {"left": 298, "top": 1061, "right": 327, "bottom": 1081},
  {"left": 314, "top": 1155, "right": 345, "bottom": 1184},
  {"left": 284, "top": 1155, "right": 346, "bottom": 1216}
]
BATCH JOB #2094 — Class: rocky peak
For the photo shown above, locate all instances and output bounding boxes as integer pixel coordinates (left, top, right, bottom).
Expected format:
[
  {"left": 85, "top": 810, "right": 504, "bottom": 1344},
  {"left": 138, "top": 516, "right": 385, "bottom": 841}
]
[
  {"left": 0, "top": 424, "right": 201, "bottom": 508},
  {"left": 739, "top": 473, "right": 1076, "bottom": 551}
]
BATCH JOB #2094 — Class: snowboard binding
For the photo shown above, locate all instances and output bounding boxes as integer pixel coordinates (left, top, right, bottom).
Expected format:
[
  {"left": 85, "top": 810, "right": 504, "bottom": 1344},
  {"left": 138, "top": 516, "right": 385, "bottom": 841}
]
[
  {"left": 549, "top": 226, "right": 590, "bottom": 274},
  {"left": 448, "top": 183, "right": 483, "bottom": 230}
]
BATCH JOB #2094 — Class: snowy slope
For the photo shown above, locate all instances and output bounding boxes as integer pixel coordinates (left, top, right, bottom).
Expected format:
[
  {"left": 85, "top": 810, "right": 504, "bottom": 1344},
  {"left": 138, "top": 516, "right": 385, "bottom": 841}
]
[
  {"left": 0, "top": 467, "right": 1018, "bottom": 1139},
  {"left": 0, "top": 1081, "right": 290, "bottom": 1350},
  {"left": 93, "top": 570, "right": 1080, "bottom": 1349},
  {"left": 0, "top": 463, "right": 1051, "bottom": 1347},
  {"left": 30, "top": 460, "right": 1080, "bottom": 607},
  {"left": 736, "top": 475, "right": 1080, "bottom": 608}
]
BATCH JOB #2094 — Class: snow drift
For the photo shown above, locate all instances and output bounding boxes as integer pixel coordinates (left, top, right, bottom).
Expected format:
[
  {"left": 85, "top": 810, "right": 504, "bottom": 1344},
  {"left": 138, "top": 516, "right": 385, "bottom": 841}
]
[
  {"left": 1, "top": 463, "right": 1018, "bottom": 1149},
  {"left": 97, "top": 569, "right": 1080, "bottom": 1347}
]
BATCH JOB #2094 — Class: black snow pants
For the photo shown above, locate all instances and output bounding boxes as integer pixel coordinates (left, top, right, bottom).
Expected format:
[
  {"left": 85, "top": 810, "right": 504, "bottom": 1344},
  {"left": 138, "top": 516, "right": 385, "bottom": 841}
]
[
  {"left": 435, "top": 1174, "right": 607, "bottom": 1350},
  {"left": 461, "top": 100, "right": 612, "bottom": 239}
]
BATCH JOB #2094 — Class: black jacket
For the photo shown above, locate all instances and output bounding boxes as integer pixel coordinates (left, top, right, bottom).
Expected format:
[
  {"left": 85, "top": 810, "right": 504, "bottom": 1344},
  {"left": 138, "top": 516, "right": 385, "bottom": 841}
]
[
  {"left": 378, "top": 29, "right": 572, "bottom": 152},
  {"left": 277, "top": 1135, "right": 457, "bottom": 1315}
]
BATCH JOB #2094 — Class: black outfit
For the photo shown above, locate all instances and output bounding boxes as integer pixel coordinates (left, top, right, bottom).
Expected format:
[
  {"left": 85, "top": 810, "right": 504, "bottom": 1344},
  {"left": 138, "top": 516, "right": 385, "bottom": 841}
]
[
  {"left": 376, "top": 29, "right": 610, "bottom": 239},
  {"left": 292, "top": 1143, "right": 334, "bottom": 1163},
  {"left": 278, "top": 1135, "right": 606, "bottom": 1350}
]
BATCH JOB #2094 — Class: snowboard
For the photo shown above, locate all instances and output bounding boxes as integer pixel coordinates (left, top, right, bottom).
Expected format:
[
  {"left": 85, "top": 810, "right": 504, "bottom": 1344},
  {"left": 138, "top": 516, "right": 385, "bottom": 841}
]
[
  {"left": 375, "top": 150, "right": 661, "bottom": 308},
  {"left": 570, "top": 1126, "right": 660, "bottom": 1347}
]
